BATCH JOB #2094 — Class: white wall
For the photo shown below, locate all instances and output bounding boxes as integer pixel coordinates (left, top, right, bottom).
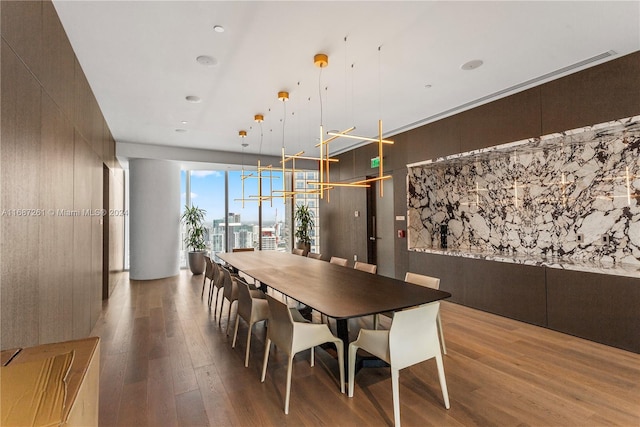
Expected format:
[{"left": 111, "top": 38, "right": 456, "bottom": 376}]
[{"left": 129, "top": 159, "right": 180, "bottom": 279}]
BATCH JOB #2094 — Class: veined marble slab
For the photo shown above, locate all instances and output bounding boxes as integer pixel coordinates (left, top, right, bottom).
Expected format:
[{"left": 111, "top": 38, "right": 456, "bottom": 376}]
[{"left": 407, "top": 115, "right": 640, "bottom": 276}]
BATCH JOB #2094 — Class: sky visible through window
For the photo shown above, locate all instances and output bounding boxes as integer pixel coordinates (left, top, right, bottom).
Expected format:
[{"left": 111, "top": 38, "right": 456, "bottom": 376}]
[{"left": 182, "top": 170, "right": 286, "bottom": 224}]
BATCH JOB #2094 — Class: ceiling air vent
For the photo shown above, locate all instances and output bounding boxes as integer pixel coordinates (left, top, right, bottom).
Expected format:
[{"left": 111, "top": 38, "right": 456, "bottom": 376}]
[{"left": 393, "top": 50, "right": 618, "bottom": 134}]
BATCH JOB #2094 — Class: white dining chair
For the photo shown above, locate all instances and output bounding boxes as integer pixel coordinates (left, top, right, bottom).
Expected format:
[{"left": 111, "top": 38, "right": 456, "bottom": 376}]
[
  {"left": 354, "top": 261, "right": 377, "bottom": 274},
  {"left": 202, "top": 255, "right": 214, "bottom": 299},
  {"left": 405, "top": 272, "right": 446, "bottom": 354},
  {"left": 329, "top": 256, "right": 348, "bottom": 267},
  {"left": 232, "top": 279, "right": 269, "bottom": 367},
  {"left": 354, "top": 261, "right": 379, "bottom": 327},
  {"left": 348, "top": 302, "right": 450, "bottom": 426},
  {"left": 210, "top": 262, "right": 225, "bottom": 316},
  {"left": 261, "top": 294, "right": 345, "bottom": 414},
  {"left": 218, "top": 267, "right": 239, "bottom": 334}
]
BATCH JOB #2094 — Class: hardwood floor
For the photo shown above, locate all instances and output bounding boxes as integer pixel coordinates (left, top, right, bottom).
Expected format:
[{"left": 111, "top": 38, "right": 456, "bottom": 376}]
[{"left": 92, "top": 271, "right": 640, "bottom": 426}]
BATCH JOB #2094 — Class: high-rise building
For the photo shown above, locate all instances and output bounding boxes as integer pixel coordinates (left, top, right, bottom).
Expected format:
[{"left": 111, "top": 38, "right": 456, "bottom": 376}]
[{"left": 293, "top": 171, "right": 321, "bottom": 255}]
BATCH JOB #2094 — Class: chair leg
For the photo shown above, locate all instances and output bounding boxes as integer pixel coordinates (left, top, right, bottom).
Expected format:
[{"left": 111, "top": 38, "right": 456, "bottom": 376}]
[
  {"left": 373, "top": 314, "right": 379, "bottom": 330},
  {"left": 260, "top": 339, "right": 271, "bottom": 382},
  {"left": 348, "top": 343, "right": 359, "bottom": 397},
  {"left": 226, "top": 301, "right": 235, "bottom": 335},
  {"left": 213, "top": 288, "right": 221, "bottom": 318},
  {"left": 218, "top": 299, "right": 225, "bottom": 326},
  {"left": 334, "top": 339, "right": 345, "bottom": 394},
  {"left": 437, "top": 312, "right": 447, "bottom": 354},
  {"left": 244, "top": 322, "right": 252, "bottom": 367},
  {"left": 232, "top": 314, "right": 240, "bottom": 348},
  {"left": 435, "top": 353, "right": 450, "bottom": 409},
  {"left": 201, "top": 276, "right": 207, "bottom": 298},
  {"left": 391, "top": 368, "right": 401, "bottom": 427},
  {"left": 208, "top": 281, "right": 215, "bottom": 307},
  {"left": 284, "top": 355, "right": 294, "bottom": 415}
]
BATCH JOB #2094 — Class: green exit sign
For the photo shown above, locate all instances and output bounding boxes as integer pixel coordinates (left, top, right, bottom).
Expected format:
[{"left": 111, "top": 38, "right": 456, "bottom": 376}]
[{"left": 371, "top": 156, "right": 380, "bottom": 168}]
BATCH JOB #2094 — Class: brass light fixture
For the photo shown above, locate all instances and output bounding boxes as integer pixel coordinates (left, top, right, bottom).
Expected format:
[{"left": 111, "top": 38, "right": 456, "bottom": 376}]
[{"left": 307, "top": 52, "right": 393, "bottom": 198}]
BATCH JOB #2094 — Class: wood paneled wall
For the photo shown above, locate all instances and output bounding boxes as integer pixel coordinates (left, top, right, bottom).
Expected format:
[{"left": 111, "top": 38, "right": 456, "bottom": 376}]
[
  {"left": 320, "top": 51, "right": 640, "bottom": 351},
  {"left": 322, "top": 52, "right": 640, "bottom": 270},
  {"left": 1, "top": 0, "right": 124, "bottom": 348}
]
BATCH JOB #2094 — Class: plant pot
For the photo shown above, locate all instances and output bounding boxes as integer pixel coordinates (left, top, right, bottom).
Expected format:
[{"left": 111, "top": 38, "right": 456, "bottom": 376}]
[
  {"left": 188, "top": 251, "right": 206, "bottom": 275},
  {"left": 295, "top": 241, "right": 311, "bottom": 257}
]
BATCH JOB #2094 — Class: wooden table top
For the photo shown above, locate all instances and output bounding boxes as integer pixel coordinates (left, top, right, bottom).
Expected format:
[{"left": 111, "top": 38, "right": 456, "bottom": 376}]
[
  {"left": 218, "top": 251, "right": 451, "bottom": 319},
  {"left": 218, "top": 250, "right": 314, "bottom": 271}
]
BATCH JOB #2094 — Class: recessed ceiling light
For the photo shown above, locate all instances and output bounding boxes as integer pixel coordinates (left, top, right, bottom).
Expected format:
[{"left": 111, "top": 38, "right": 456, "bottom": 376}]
[
  {"left": 181, "top": 120, "right": 188, "bottom": 124},
  {"left": 213, "top": 25, "right": 225, "bottom": 33},
  {"left": 424, "top": 84, "right": 432, "bottom": 89},
  {"left": 175, "top": 128, "right": 187, "bottom": 133},
  {"left": 185, "top": 95, "right": 201, "bottom": 103},
  {"left": 196, "top": 55, "right": 218, "bottom": 67},
  {"left": 461, "top": 59, "right": 484, "bottom": 71}
]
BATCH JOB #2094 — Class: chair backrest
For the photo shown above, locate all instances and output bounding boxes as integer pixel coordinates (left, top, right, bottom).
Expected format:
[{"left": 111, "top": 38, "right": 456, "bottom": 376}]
[
  {"left": 232, "top": 247, "right": 255, "bottom": 252},
  {"left": 307, "top": 252, "right": 322, "bottom": 260},
  {"left": 389, "top": 303, "right": 440, "bottom": 370},
  {"left": 404, "top": 272, "right": 440, "bottom": 290},
  {"left": 212, "top": 263, "right": 224, "bottom": 289},
  {"left": 265, "top": 294, "right": 294, "bottom": 350},
  {"left": 222, "top": 267, "right": 238, "bottom": 300},
  {"left": 329, "top": 256, "right": 348, "bottom": 267},
  {"left": 292, "top": 248, "right": 305, "bottom": 256},
  {"left": 354, "top": 261, "right": 377, "bottom": 274},
  {"left": 236, "top": 278, "right": 254, "bottom": 320},
  {"left": 204, "top": 255, "right": 215, "bottom": 280}
]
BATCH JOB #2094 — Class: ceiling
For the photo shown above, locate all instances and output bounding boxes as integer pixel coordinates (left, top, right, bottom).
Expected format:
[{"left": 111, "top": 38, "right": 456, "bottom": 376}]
[{"left": 52, "top": 1, "right": 640, "bottom": 167}]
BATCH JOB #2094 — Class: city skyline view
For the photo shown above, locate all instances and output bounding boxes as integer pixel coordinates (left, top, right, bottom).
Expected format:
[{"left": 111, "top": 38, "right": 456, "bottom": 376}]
[{"left": 181, "top": 170, "right": 287, "bottom": 224}]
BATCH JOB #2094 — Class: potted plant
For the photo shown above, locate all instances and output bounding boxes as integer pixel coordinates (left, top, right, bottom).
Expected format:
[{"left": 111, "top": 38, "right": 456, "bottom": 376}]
[
  {"left": 294, "top": 203, "right": 314, "bottom": 256},
  {"left": 181, "top": 205, "right": 207, "bottom": 275}
]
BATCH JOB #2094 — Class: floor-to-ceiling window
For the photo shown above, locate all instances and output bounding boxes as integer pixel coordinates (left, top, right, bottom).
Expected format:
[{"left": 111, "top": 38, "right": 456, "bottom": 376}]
[
  {"left": 177, "top": 168, "right": 317, "bottom": 266},
  {"left": 180, "top": 169, "right": 227, "bottom": 266},
  {"left": 294, "top": 170, "right": 321, "bottom": 254}
]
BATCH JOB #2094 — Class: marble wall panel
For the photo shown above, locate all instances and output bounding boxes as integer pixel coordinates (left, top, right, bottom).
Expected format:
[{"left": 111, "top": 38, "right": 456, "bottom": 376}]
[{"left": 408, "top": 116, "right": 640, "bottom": 267}]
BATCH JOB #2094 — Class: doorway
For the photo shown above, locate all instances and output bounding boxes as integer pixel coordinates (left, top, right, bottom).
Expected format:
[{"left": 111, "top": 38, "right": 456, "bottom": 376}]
[
  {"left": 367, "top": 177, "right": 395, "bottom": 277},
  {"left": 102, "top": 164, "right": 109, "bottom": 300}
]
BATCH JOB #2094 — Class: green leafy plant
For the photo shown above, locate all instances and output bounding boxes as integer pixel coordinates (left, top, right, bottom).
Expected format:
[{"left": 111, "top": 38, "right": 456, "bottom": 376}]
[
  {"left": 294, "top": 203, "right": 314, "bottom": 245},
  {"left": 181, "top": 205, "right": 207, "bottom": 251}
]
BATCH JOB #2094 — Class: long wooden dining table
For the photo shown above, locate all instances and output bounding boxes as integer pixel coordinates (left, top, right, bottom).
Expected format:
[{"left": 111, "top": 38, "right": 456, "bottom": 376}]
[{"left": 216, "top": 250, "right": 451, "bottom": 373}]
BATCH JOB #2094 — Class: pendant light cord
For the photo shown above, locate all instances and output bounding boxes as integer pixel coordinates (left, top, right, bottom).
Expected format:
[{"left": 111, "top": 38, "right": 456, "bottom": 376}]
[{"left": 318, "top": 66, "right": 324, "bottom": 127}]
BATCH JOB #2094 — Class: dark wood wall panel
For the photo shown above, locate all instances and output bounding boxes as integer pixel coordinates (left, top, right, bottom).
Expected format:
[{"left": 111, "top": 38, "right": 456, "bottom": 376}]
[
  {"left": 546, "top": 269, "right": 640, "bottom": 353},
  {"left": 463, "top": 258, "right": 547, "bottom": 326},
  {"left": 392, "top": 168, "right": 409, "bottom": 278},
  {"left": 0, "top": 41, "right": 42, "bottom": 348},
  {"left": 38, "top": 92, "right": 74, "bottom": 344},
  {"left": 319, "top": 185, "right": 341, "bottom": 261},
  {"left": 1, "top": 0, "right": 124, "bottom": 348},
  {"left": 41, "top": 0, "right": 76, "bottom": 123},
  {"left": 72, "top": 132, "right": 95, "bottom": 339},
  {"left": 323, "top": 51, "right": 640, "bottom": 351},
  {"left": 109, "top": 168, "right": 125, "bottom": 296},
  {"left": 74, "top": 57, "right": 107, "bottom": 160},
  {"left": 458, "top": 88, "right": 541, "bottom": 152},
  {"left": 0, "top": 0, "right": 43, "bottom": 80},
  {"left": 406, "top": 115, "right": 461, "bottom": 164},
  {"left": 91, "top": 153, "right": 104, "bottom": 326},
  {"left": 541, "top": 52, "right": 640, "bottom": 135},
  {"left": 103, "top": 122, "right": 116, "bottom": 170},
  {"left": 409, "top": 252, "right": 466, "bottom": 304}
]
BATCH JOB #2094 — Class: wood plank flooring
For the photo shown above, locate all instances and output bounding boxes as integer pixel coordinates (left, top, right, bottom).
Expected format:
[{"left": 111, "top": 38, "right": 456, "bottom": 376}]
[{"left": 91, "top": 271, "right": 640, "bottom": 426}]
